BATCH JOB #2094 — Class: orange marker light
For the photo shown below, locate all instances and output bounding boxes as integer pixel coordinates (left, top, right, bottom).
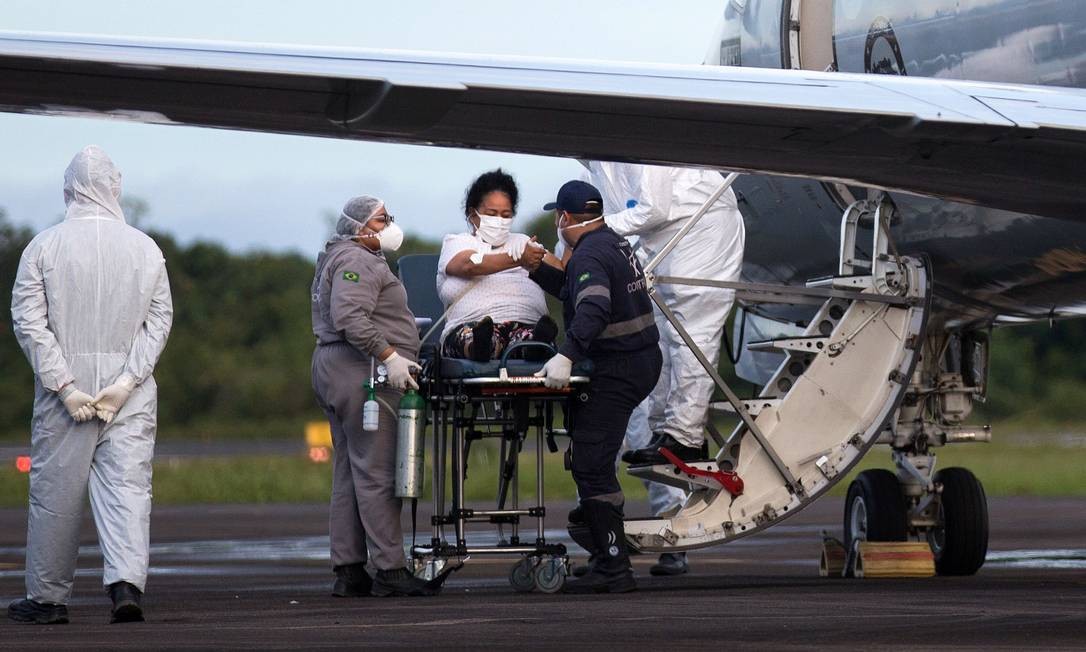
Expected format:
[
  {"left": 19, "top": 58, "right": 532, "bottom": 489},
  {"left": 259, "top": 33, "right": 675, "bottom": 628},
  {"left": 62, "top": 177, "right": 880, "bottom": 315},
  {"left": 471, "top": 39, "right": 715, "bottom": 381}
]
[{"left": 15, "top": 456, "right": 31, "bottom": 473}]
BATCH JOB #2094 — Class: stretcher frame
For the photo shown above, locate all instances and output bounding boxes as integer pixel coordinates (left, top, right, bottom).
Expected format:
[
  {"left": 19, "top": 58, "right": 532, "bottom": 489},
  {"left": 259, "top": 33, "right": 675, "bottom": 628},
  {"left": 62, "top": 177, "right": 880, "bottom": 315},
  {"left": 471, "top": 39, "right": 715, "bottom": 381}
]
[{"left": 410, "top": 340, "right": 590, "bottom": 593}]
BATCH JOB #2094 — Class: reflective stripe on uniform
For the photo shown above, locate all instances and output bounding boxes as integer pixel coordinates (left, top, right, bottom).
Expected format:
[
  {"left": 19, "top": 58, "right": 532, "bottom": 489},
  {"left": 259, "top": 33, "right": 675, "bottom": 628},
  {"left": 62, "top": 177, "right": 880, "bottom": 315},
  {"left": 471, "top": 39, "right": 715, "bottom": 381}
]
[
  {"left": 599, "top": 313, "right": 655, "bottom": 339},
  {"left": 575, "top": 285, "right": 610, "bottom": 307}
]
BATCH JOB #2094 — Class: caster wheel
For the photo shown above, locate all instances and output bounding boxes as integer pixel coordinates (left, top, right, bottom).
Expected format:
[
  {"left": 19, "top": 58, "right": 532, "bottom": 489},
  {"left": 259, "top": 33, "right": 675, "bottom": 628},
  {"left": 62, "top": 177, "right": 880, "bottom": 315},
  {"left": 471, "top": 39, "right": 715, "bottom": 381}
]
[
  {"left": 533, "top": 557, "right": 567, "bottom": 594},
  {"left": 509, "top": 557, "right": 536, "bottom": 593}
]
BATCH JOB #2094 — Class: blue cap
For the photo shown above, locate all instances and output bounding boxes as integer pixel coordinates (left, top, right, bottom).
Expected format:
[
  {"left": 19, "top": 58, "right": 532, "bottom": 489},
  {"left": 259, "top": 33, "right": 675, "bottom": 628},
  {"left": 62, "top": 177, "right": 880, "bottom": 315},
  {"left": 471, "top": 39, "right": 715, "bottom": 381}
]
[{"left": 543, "top": 180, "right": 604, "bottom": 214}]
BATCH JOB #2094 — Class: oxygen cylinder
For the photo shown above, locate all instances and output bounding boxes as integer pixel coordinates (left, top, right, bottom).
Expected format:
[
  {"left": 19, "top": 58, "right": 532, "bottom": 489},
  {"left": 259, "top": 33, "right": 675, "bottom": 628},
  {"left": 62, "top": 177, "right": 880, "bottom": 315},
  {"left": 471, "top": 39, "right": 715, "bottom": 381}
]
[
  {"left": 362, "top": 385, "right": 379, "bottom": 432},
  {"left": 394, "top": 388, "right": 427, "bottom": 498}
]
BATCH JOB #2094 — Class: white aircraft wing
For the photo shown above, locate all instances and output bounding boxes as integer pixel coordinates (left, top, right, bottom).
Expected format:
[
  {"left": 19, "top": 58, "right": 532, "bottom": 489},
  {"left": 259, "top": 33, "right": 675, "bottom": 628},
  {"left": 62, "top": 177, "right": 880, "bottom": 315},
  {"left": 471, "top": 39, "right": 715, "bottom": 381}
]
[{"left": 2, "top": 31, "right": 1086, "bottom": 219}]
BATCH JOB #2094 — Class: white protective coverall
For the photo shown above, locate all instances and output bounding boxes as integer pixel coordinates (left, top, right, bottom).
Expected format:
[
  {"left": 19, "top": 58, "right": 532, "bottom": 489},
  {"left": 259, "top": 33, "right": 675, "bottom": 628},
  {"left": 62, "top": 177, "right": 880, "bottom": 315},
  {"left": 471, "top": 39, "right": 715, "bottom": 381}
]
[
  {"left": 10, "top": 146, "right": 173, "bottom": 604},
  {"left": 588, "top": 162, "right": 745, "bottom": 515}
]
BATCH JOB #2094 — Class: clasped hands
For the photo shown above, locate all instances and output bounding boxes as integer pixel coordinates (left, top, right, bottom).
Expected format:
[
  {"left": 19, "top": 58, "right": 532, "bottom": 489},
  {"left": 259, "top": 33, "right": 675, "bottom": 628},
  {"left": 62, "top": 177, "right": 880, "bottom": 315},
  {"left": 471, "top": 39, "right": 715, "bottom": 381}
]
[
  {"left": 59, "top": 376, "right": 136, "bottom": 424},
  {"left": 506, "top": 234, "right": 546, "bottom": 271}
]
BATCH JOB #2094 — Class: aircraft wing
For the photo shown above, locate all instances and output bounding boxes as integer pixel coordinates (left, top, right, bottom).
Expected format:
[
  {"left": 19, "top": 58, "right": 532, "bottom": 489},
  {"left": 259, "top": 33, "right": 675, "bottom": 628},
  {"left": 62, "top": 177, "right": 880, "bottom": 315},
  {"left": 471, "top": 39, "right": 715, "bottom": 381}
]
[{"left": 2, "top": 31, "right": 1086, "bottom": 220}]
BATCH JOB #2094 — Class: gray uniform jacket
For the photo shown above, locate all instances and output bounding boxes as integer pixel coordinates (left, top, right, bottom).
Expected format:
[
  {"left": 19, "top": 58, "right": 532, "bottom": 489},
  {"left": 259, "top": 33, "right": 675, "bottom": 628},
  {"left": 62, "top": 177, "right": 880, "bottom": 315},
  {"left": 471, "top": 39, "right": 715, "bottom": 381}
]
[{"left": 311, "top": 241, "right": 420, "bottom": 362}]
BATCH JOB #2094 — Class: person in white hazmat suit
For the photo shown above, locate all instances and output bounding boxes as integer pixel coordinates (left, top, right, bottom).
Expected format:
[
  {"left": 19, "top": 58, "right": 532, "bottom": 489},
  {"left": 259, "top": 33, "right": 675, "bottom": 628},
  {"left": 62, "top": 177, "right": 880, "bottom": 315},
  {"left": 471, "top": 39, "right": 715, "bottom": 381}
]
[
  {"left": 7, "top": 146, "right": 173, "bottom": 625},
  {"left": 587, "top": 161, "right": 744, "bottom": 576}
]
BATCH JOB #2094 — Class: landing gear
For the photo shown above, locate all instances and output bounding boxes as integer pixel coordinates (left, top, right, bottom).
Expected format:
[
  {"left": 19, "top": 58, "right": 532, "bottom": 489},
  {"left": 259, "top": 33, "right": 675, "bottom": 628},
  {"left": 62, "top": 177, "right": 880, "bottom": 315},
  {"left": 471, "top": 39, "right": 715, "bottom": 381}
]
[
  {"left": 844, "top": 469, "right": 907, "bottom": 548},
  {"left": 929, "top": 467, "right": 989, "bottom": 576}
]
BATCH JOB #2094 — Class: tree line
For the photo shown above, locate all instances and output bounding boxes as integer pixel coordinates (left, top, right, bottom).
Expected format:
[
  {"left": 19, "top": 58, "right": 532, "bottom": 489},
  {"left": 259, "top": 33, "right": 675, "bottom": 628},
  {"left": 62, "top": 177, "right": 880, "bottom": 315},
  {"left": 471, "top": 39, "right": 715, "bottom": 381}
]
[{"left": 0, "top": 207, "right": 1081, "bottom": 441}]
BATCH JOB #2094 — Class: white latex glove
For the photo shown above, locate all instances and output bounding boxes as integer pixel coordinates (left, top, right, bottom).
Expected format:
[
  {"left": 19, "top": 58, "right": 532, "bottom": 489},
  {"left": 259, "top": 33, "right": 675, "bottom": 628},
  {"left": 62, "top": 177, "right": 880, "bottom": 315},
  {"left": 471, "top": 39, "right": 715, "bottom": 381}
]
[
  {"left": 92, "top": 375, "right": 137, "bottom": 424},
  {"left": 384, "top": 351, "right": 421, "bottom": 390},
  {"left": 58, "top": 385, "right": 96, "bottom": 423},
  {"left": 534, "top": 353, "right": 573, "bottom": 389},
  {"left": 505, "top": 233, "right": 533, "bottom": 262}
]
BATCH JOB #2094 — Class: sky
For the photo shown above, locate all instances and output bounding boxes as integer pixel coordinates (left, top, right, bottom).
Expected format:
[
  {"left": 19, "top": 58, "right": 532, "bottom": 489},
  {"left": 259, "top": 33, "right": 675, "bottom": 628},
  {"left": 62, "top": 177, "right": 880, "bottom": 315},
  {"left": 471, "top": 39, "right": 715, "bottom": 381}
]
[{"left": 0, "top": 0, "right": 724, "bottom": 255}]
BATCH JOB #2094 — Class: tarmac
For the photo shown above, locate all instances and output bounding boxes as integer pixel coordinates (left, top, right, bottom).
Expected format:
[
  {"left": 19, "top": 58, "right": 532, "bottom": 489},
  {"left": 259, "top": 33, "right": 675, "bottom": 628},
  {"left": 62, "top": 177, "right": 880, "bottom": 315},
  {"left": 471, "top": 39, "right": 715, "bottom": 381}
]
[{"left": 0, "top": 496, "right": 1083, "bottom": 650}]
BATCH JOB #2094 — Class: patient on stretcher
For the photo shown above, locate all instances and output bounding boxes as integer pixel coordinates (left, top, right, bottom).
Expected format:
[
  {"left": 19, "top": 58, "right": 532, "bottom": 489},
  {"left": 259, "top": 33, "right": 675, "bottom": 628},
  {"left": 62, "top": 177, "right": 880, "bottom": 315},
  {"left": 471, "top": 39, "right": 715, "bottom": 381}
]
[{"left": 437, "top": 169, "right": 557, "bottom": 362}]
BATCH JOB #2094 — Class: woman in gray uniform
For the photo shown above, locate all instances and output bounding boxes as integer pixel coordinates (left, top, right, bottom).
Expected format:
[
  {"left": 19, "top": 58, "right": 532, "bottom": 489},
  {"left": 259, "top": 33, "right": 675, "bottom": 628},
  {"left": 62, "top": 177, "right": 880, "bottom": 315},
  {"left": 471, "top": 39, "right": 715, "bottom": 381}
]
[{"left": 310, "top": 195, "right": 434, "bottom": 597}]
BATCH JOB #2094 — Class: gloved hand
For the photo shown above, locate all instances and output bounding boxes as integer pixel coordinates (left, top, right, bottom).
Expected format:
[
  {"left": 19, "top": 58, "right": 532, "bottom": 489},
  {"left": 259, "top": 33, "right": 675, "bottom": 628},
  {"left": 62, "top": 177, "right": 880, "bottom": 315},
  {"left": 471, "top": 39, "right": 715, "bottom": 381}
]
[
  {"left": 505, "top": 234, "right": 536, "bottom": 262},
  {"left": 384, "top": 351, "right": 421, "bottom": 390},
  {"left": 534, "top": 353, "right": 573, "bottom": 389},
  {"left": 92, "top": 375, "right": 137, "bottom": 425},
  {"left": 58, "top": 385, "right": 96, "bottom": 423}
]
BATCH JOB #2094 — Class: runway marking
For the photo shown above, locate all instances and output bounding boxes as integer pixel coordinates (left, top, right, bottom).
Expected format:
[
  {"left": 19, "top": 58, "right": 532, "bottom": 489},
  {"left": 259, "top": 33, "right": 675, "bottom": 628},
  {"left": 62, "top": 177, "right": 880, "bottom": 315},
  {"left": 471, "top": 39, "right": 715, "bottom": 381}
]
[{"left": 986, "top": 548, "right": 1086, "bottom": 569}]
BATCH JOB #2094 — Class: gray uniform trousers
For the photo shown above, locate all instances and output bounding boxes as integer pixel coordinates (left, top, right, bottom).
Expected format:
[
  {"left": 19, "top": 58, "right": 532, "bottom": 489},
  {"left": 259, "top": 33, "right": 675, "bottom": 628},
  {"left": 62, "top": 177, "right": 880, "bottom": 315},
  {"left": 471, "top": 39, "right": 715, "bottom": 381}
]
[{"left": 312, "top": 341, "right": 405, "bottom": 571}]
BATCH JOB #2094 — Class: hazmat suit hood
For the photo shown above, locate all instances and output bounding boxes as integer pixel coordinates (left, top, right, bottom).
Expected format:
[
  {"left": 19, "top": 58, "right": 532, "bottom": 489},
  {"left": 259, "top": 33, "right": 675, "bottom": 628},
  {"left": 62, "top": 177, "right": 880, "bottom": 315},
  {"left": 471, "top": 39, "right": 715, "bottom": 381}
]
[{"left": 63, "top": 145, "right": 125, "bottom": 222}]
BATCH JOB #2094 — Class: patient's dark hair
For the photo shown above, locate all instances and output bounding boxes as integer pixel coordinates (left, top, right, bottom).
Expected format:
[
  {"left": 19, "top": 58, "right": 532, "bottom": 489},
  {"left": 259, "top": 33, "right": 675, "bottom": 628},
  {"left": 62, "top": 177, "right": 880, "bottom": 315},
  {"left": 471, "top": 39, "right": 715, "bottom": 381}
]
[{"left": 463, "top": 168, "right": 519, "bottom": 217}]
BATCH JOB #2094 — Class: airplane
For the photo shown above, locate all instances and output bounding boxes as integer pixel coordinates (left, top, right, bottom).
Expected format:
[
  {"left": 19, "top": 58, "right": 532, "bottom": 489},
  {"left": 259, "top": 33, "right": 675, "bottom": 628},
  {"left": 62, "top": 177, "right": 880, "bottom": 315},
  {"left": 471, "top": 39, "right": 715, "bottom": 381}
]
[{"left": 2, "top": 0, "right": 1086, "bottom": 578}]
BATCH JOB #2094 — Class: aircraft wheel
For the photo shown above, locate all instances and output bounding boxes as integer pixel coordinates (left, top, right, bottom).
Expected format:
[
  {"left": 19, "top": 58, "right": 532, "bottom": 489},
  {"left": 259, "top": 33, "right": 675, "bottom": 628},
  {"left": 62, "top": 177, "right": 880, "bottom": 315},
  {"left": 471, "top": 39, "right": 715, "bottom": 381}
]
[
  {"left": 844, "top": 469, "right": 907, "bottom": 548},
  {"left": 533, "top": 557, "right": 567, "bottom": 594},
  {"left": 928, "top": 467, "right": 988, "bottom": 576},
  {"left": 509, "top": 557, "right": 536, "bottom": 593}
]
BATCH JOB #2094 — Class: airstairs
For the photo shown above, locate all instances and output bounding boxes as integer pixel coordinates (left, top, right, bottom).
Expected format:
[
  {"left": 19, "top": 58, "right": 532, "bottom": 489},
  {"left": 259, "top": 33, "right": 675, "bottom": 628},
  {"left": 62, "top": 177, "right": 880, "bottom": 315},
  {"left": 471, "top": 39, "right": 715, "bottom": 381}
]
[{"left": 623, "top": 181, "right": 932, "bottom": 552}]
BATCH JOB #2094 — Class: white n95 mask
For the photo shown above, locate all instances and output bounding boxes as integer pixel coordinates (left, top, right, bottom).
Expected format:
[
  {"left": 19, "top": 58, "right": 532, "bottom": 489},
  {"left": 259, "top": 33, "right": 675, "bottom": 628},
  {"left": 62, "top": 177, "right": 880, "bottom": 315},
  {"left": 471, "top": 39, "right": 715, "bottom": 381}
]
[
  {"left": 375, "top": 221, "right": 404, "bottom": 252},
  {"left": 476, "top": 213, "right": 512, "bottom": 246}
]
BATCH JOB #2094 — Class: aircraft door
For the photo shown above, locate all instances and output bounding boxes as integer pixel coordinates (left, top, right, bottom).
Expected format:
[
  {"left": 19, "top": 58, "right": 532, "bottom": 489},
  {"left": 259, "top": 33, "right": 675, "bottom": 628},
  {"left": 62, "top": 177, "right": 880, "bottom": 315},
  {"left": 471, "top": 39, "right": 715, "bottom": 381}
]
[{"left": 783, "top": 0, "right": 836, "bottom": 71}]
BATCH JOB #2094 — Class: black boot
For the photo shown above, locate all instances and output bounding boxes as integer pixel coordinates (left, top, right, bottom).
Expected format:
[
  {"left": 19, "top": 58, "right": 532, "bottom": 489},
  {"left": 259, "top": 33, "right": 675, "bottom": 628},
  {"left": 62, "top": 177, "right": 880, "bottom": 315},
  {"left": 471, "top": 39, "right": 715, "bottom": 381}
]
[
  {"left": 563, "top": 500, "right": 636, "bottom": 594},
  {"left": 620, "top": 431, "right": 669, "bottom": 464},
  {"left": 470, "top": 317, "right": 495, "bottom": 362},
  {"left": 108, "top": 582, "right": 144, "bottom": 624},
  {"left": 7, "top": 599, "right": 69, "bottom": 625},
  {"left": 371, "top": 568, "right": 439, "bottom": 597},
  {"left": 567, "top": 504, "right": 598, "bottom": 577},
  {"left": 332, "top": 562, "right": 373, "bottom": 597},
  {"left": 650, "top": 552, "right": 689, "bottom": 576},
  {"left": 623, "top": 433, "right": 708, "bottom": 466}
]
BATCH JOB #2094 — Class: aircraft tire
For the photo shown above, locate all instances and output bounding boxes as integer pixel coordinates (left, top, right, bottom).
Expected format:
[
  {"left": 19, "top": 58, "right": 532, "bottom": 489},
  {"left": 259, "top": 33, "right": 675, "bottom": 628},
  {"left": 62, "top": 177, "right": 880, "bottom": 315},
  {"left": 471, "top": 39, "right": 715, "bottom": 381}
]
[
  {"left": 929, "top": 467, "right": 989, "bottom": 576},
  {"left": 844, "top": 469, "right": 907, "bottom": 548}
]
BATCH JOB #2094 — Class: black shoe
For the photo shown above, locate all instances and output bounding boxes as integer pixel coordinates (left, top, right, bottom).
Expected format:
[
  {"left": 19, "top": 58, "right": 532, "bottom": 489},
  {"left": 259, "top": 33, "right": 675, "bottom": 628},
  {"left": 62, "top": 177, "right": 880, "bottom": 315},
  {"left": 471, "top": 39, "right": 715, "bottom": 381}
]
[
  {"left": 650, "top": 552, "right": 688, "bottom": 576},
  {"left": 624, "top": 434, "right": 708, "bottom": 466},
  {"left": 571, "top": 554, "right": 598, "bottom": 578},
  {"left": 526, "top": 315, "right": 559, "bottom": 361},
  {"left": 332, "top": 563, "right": 373, "bottom": 597},
  {"left": 563, "top": 500, "right": 636, "bottom": 594},
  {"left": 620, "top": 431, "right": 669, "bottom": 465},
  {"left": 470, "top": 317, "right": 494, "bottom": 362},
  {"left": 371, "top": 568, "right": 439, "bottom": 597},
  {"left": 7, "top": 599, "right": 69, "bottom": 625},
  {"left": 108, "top": 582, "right": 144, "bottom": 624}
]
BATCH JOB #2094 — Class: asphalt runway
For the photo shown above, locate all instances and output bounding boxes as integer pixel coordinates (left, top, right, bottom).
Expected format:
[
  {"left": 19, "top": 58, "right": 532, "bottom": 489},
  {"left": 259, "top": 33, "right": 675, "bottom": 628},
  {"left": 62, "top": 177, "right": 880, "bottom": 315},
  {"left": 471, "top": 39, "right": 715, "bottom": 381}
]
[{"left": 0, "top": 497, "right": 1083, "bottom": 650}]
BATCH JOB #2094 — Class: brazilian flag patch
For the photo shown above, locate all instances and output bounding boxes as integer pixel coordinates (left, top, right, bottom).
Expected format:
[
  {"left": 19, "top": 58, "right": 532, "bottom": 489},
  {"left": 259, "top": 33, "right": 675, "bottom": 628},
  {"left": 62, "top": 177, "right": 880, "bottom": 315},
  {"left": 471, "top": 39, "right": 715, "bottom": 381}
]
[
  {"left": 342, "top": 271, "right": 360, "bottom": 282},
  {"left": 578, "top": 272, "right": 591, "bottom": 283}
]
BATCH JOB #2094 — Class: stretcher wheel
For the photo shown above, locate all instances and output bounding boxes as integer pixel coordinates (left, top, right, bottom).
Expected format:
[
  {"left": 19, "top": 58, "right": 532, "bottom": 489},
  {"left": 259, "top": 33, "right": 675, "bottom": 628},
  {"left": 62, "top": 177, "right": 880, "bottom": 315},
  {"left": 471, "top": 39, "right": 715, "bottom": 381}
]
[
  {"left": 533, "top": 557, "right": 567, "bottom": 594},
  {"left": 509, "top": 557, "right": 536, "bottom": 593}
]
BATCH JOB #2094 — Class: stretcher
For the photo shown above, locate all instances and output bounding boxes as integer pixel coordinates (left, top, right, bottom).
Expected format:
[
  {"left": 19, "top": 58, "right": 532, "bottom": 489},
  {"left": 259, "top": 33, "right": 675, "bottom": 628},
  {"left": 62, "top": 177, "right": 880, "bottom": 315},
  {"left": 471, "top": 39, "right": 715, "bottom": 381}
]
[{"left": 398, "top": 254, "right": 591, "bottom": 593}]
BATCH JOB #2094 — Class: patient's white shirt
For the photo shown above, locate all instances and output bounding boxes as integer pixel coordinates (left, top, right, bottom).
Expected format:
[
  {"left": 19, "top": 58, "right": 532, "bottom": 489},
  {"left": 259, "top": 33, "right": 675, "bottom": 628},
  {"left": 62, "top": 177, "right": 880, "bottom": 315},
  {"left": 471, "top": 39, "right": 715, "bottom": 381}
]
[{"left": 436, "top": 232, "right": 548, "bottom": 341}]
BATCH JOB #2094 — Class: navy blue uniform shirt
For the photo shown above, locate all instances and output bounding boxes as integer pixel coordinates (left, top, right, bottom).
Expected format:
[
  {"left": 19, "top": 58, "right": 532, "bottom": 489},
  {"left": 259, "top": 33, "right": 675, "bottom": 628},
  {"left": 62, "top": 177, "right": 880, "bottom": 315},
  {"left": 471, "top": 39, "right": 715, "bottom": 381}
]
[{"left": 530, "top": 226, "right": 659, "bottom": 362}]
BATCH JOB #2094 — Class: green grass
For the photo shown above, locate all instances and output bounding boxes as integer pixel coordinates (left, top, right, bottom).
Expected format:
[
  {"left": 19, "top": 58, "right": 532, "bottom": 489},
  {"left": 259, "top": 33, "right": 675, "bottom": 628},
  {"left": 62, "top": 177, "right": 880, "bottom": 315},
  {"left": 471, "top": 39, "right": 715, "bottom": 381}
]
[
  {"left": 832, "top": 438, "right": 1086, "bottom": 497},
  {"left": 1, "top": 439, "right": 1082, "bottom": 508}
]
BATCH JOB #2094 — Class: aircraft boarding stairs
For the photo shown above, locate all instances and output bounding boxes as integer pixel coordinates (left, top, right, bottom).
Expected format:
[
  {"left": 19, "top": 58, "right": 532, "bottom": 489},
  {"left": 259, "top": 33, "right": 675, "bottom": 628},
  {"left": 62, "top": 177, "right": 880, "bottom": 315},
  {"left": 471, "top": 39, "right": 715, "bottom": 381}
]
[{"left": 620, "top": 178, "right": 933, "bottom": 553}]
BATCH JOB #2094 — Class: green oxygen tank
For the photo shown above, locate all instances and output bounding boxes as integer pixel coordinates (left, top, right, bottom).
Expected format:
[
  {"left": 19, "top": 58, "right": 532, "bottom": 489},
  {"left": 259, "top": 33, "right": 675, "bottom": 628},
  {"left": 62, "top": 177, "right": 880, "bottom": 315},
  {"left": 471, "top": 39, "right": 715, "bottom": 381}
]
[{"left": 394, "top": 388, "right": 427, "bottom": 498}]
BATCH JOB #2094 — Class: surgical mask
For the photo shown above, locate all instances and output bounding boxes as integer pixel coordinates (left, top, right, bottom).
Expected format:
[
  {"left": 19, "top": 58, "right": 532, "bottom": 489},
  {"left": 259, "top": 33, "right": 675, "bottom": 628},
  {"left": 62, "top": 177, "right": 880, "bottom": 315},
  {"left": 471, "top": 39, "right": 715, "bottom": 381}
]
[
  {"left": 557, "top": 214, "right": 604, "bottom": 246},
  {"left": 475, "top": 212, "right": 512, "bottom": 246}
]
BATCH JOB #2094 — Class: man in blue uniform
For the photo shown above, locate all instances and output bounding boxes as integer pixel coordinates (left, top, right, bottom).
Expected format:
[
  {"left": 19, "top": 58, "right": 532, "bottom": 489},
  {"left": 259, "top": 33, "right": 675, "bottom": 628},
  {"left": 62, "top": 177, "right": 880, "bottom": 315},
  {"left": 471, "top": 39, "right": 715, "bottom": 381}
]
[{"left": 529, "top": 180, "right": 662, "bottom": 593}]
